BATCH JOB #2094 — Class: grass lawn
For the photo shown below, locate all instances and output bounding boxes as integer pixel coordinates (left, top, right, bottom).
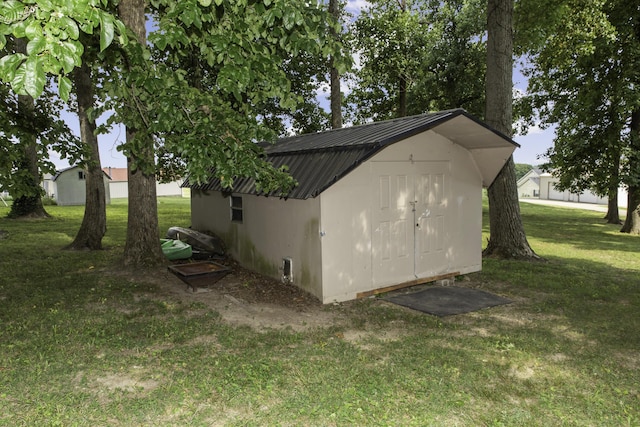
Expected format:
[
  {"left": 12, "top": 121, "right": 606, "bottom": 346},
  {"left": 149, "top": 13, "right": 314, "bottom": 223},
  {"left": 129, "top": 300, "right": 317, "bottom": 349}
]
[{"left": 0, "top": 196, "right": 638, "bottom": 426}]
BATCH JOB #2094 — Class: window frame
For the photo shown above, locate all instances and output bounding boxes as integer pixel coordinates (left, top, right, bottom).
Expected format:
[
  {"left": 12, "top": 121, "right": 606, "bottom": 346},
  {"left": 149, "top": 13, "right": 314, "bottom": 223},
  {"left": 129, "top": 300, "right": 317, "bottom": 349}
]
[{"left": 230, "top": 195, "right": 243, "bottom": 223}]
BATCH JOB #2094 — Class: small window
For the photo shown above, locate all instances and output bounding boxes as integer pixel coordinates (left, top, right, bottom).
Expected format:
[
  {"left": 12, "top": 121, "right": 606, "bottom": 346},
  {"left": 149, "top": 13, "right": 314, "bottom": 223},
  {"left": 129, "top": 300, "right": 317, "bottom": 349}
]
[
  {"left": 230, "top": 195, "right": 243, "bottom": 223},
  {"left": 78, "top": 171, "right": 86, "bottom": 180}
]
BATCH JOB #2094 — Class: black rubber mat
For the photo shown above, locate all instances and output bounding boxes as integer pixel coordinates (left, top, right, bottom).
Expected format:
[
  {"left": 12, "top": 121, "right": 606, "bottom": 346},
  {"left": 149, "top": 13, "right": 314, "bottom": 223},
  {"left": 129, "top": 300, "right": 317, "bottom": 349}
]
[{"left": 385, "top": 286, "right": 512, "bottom": 317}]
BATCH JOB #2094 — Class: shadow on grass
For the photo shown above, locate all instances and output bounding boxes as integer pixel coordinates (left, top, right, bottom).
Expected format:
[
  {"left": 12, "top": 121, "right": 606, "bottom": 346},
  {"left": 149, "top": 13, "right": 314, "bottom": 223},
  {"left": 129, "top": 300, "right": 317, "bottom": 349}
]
[
  {"left": 482, "top": 202, "right": 638, "bottom": 260},
  {"left": 520, "top": 204, "right": 639, "bottom": 255},
  {"left": 480, "top": 254, "right": 640, "bottom": 350}
]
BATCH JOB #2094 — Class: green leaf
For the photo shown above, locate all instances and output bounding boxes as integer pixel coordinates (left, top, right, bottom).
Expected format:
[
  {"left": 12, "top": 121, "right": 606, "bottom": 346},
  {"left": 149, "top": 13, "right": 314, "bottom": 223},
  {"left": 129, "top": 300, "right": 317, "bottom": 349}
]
[
  {"left": 98, "top": 12, "right": 115, "bottom": 52},
  {"left": 26, "top": 35, "right": 46, "bottom": 55},
  {"left": 35, "top": 0, "right": 55, "bottom": 12},
  {"left": 0, "top": 53, "right": 25, "bottom": 81},
  {"left": 24, "top": 20, "right": 42, "bottom": 40},
  {"left": 283, "top": 12, "right": 294, "bottom": 30},
  {"left": 79, "top": 8, "right": 98, "bottom": 34},
  {"left": 59, "top": 51, "right": 76, "bottom": 74},
  {"left": 115, "top": 20, "right": 128, "bottom": 46},
  {"left": 179, "top": 9, "right": 195, "bottom": 26},
  {"left": 154, "top": 35, "right": 167, "bottom": 50},
  {"left": 0, "top": 1, "right": 28, "bottom": 24},
  {"left": 23, "top": 56, "right": 46, "bottom": 98},
  {"left": 58, "top": 75, "right": 72, "bottom": 101},
  {"left": 11, "top": 20, "right": 27, "bottom": 38},
  {"left": 60, "top": 17, "right": 80, "bottom": 40},
  {"left": 198, "top": 0, "right": 212, "bottom": 6}
]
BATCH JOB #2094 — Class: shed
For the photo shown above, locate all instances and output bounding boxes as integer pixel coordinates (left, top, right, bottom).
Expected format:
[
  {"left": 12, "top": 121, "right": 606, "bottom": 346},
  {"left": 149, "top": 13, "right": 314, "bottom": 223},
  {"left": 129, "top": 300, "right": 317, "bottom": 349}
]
[
  {"left": 48, "top": 166, "right": 111, "bottom": 206},
  {"left": 186, "top": 109, "right": 518, "bottom": 303}
]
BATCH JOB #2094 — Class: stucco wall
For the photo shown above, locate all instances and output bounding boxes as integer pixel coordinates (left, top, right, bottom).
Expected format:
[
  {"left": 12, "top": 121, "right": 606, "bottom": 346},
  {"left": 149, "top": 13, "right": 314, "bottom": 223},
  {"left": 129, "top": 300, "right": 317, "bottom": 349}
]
[
  {"left": 317, "top": 163, "right": 373, "bottom": 302},
  {"left": 319, "top": 130, "right": 483, "bottom": 302},
  {"left": 191, "top": 190, "right": 323, "bottom": 299},
  {"left": 448, "top": 143, "right": 483, "bottom": 275}
]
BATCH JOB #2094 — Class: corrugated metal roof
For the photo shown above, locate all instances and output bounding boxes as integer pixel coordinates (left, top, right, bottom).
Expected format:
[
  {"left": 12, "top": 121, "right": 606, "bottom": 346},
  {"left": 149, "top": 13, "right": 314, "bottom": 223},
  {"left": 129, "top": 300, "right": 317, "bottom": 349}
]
[
  {"left": 264, "top": 109, "right": 458, "bottom": 154},
  {"left": 186, "top": 147, "right": 371, "bottom": 199},
  {"left": 185, "top": 109, "right": 518, "bottom": 199}
]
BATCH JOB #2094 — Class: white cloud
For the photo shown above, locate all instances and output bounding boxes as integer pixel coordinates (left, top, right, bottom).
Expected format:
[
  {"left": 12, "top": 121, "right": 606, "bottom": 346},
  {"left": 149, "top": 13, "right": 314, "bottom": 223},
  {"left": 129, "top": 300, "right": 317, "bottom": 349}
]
[
  {"left": 524, "top": 124, "right": 546, "bottom": 135},
  {"left": 346, "top": 0, "right": 371, "bottom": 14}
]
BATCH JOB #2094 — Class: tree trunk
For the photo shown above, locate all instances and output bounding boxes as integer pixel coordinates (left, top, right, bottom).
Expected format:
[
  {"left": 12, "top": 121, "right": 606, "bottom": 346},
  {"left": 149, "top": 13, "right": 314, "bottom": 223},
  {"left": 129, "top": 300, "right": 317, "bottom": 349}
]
[
  {"left": 398, "top": 74, "right": 407, "bottom": 117},
  {"left": 8, "top": 136, "right": 49, "bottom": 219},
  {"left": 8, "top": 38, "right": 49, "bottom": 219},
  {"left": 66, "top": 62, "right": 107, "bottom": 250},
  {"left": 329, "top": 0, "right": 342, "bottom": 129},
  {"left": 603, "top": 144, "right": 621, "bottom": 224},
  {"left": 119, "top": 0, "right": 165, "bottom": 267},
  {"left": 398, "top": 0, "right": 408, "bottom": 118},
  {"left": 620, "top": 188, "right": 640, "bottom": 234},
  {"left": 604, "top": 190, "right": 620, "bottom": 224},
  {"left": 482, "top": 0, "right": 539, "bottom": 259},
  {"left": 620, "top": 109, "right": 640, "bottom": 234}
]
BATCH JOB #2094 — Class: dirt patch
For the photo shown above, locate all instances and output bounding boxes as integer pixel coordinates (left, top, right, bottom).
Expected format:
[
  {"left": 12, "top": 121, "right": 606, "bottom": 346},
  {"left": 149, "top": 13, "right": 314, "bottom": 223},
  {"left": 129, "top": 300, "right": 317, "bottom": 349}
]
[
  {"left": 74, "top": 367, "right": 161, "bottom": 400},
  {"left": 106, "top": 262, "right": 541, "bottom": 335},
  {"left": 341, "top": 326, "right": 407, "bottom": 345},
  {"left": 114, "top": 259, "right": 347, "bottom": 332},
  {"left": 94, "top": 371, "right": 161, "bottom": 393}
]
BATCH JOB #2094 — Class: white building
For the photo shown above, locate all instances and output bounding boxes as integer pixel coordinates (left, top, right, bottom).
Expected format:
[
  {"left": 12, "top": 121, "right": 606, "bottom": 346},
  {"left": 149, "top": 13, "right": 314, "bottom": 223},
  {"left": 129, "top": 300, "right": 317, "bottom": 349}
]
[
  {"left": 102, "top": 167, "right": 186, "bottom": 198},
  {"left": 517, "top": 168, "right": 541, "bottom": 198},
  {"left": 186, "top": 109, "right": 517, "bottom": 303},
  {"left": 538, "top": 172, "right": 628, "bottom": 207},
  {"left": 43, "top": 166, "right": 111, "bottom": 206}
]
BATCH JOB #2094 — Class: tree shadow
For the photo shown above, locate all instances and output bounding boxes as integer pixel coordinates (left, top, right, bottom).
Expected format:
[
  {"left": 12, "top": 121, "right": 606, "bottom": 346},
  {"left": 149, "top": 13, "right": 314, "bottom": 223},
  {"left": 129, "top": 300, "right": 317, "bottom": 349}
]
[
  {"left": 484, "top": 203, "right": 639, "bottom": 254},
  {"left": 479, "top": 254, "right": 640, "bottom": 350}
]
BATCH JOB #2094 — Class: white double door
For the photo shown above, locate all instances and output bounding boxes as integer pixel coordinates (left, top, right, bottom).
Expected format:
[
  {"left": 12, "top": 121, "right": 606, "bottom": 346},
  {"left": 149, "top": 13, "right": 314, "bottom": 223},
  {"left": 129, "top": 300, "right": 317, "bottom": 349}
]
[{"left": 372, "top": 161, "right": 449, "bottom": 285}]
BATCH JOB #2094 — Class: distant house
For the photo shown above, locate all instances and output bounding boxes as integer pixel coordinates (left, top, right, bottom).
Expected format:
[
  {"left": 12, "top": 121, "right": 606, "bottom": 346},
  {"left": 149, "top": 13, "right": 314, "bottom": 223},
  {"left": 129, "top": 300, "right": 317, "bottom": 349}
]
[
  {"left": 102, "top": 167, "right": 129, "bottom": 198},
  {"left": 43, "top": 166, "right": 111, "bottom": 206},
  {"left": 517, "top": 168, "right": 541, "bottom": 198},
  {"left": 538, "top": 172, "right": 628, "bottom": 207},
  {"left": 101, "top": 167, "right": 186, "bottom": 198}
]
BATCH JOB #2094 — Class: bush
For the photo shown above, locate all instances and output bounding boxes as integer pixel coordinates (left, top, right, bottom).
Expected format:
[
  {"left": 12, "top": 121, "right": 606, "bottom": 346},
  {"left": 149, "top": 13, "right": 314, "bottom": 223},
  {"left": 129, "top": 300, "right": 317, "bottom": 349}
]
[{"left": 41, "top": 196, "right": 57, "bottom": 206}]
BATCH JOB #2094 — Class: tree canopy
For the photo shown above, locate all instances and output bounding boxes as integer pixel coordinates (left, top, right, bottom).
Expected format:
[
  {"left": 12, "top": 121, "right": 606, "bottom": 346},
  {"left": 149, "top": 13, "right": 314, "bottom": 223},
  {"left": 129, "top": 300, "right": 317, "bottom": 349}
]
[
  {"left": 347, "top": 0, "right": 486, "bottom": 122},
  {"left": 519, "top": 0, "right": 640, "bottom": 233},
  {"left": 0, "top": 0, "right": 350, "bottom": 194},
  {"left": 0, "top": 0, "right": 351, "bottom": 266}
]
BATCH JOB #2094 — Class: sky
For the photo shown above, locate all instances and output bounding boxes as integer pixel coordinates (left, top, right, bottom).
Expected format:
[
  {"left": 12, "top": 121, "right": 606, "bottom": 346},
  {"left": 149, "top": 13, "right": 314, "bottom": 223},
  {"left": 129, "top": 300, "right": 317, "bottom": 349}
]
[{"left": 49, "top": 0, "right": 554, "bottom": 170}]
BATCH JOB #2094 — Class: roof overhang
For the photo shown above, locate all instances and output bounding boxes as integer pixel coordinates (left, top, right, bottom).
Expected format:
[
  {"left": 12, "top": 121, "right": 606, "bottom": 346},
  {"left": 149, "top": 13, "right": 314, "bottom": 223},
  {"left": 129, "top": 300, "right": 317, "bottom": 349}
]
[{"left": 431, "top": 114, "right": 519, "bottom": 187}]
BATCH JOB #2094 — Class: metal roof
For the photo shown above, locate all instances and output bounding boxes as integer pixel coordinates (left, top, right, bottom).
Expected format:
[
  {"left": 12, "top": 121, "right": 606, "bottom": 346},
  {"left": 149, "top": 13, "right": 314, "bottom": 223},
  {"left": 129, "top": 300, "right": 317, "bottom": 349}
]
[{"left": 185, "top": 109, "right": 519, "bottom": 199}]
